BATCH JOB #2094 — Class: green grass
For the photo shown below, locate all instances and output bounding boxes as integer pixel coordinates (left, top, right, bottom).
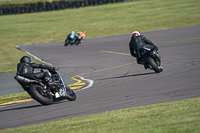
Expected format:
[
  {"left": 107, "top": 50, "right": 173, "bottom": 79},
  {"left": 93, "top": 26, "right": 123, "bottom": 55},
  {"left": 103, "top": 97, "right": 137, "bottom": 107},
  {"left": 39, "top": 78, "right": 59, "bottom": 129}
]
[
  {"left": 0, "top": 0, "right": 200, "bottom": 131},
  {"left": 0, "top": 92, "right": 30, "bottom": 104},
  {"left": 0, "top": 0, "right": 200, "bottom": 108},
  {"left": 0, "top": 0, "right": 200, "bottom": 74},
  {"left": 1, "top": 97, "right": 200, "bottom": 133}
]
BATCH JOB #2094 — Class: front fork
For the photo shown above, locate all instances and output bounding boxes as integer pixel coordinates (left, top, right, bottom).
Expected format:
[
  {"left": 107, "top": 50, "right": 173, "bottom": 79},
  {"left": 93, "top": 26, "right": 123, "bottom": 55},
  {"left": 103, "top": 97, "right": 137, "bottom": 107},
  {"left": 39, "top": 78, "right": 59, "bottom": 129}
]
[{"left": 152, "top": 51, "right": 161, "bottom": 66}]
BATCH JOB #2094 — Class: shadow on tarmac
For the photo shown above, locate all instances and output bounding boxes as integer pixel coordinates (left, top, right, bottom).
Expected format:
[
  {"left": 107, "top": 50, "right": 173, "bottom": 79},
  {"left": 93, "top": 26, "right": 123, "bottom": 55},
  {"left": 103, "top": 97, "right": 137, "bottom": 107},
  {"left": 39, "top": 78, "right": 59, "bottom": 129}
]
[
  {"left": 0, "top": 99, "right": 71, "bottom": 112},
  {"left": 99, "top": 72, "right": 155, "bottom": 80},
  {"left": 0, "top": 104, "right": 42, "bottom": 112}
]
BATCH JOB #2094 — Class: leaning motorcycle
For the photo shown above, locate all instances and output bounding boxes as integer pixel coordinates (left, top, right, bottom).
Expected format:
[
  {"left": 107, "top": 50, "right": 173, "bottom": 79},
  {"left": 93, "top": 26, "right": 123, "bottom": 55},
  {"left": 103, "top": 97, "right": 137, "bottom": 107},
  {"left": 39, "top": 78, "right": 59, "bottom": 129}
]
[
  {"left": 138, "top": 46, "right": 163, "bottom": 73},
  {"left": 75, "top": 35, "right": 82, "bottom": 45},
  {"left": 14, "top": 69, "right": 76, "bottom": 105},
  {"left": 64, "top": 37, "right": 75, "bottom": 46}
]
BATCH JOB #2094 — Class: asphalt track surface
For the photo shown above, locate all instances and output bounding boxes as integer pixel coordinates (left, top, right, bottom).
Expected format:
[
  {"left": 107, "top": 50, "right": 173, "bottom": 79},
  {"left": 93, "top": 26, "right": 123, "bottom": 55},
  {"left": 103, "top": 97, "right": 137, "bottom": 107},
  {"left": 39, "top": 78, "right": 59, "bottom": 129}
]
[{"left": 0, "top": 25, "right": 200, "bottom": 129}]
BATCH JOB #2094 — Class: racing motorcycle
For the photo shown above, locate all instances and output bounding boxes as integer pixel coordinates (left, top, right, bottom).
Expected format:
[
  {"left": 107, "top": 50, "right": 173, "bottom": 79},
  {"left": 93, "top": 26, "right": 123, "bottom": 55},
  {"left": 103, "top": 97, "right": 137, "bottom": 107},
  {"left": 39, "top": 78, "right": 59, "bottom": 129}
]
[
  {"left": 74, "top": 35, "right": 82, "bottom": 45},
  {"left": 138, "top": 46, "right": 163, "bottom": 73},
  {"left": 64, "top": 37, "right": 75, "bottom": 46},
  {"left": 14, "top": 68, "right": 76, "bottom": 105}
]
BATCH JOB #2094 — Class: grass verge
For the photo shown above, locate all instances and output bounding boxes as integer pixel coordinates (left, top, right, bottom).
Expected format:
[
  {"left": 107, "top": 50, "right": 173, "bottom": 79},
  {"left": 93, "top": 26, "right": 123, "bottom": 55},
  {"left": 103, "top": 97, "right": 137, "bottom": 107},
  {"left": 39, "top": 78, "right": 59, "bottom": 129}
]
[
  {"left": 0, "top": 92, "right": 30, "bottom": 104},
  {"left": 0, "top": 0, "right": 200, "bottom": 74},
  {"left": 0, "top": 97, "right": 200, "bottom": 132},
  {"left": 0, "top": 0, "right": 200, "bottom": 131}
]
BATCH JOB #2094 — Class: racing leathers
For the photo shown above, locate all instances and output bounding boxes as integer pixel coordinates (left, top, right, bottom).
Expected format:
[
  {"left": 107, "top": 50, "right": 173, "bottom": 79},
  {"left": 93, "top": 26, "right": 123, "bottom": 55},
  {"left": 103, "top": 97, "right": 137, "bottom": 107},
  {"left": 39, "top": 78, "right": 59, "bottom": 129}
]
[
  {"left": 76, "top": 31, "right": 86, "bottom": 44},
  {"left": 78, "top": 32, "right": 86, "bottom": 40},
  {"left": 129, "top": 34, "right": 158, "bottom": 65},
  {"left": 17, "top": 62, "right": 55, "bottom": 83},
  {"left": 67, "top": 33, "right": 76, "bottom": 42}
]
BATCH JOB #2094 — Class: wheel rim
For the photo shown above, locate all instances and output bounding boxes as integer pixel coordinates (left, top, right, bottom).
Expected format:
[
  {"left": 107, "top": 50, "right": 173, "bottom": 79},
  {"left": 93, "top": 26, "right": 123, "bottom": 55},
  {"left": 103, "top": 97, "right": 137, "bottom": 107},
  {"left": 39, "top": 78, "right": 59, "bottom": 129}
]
[{"left": 36, "top": 87, "right": 52, "bottom": 99}]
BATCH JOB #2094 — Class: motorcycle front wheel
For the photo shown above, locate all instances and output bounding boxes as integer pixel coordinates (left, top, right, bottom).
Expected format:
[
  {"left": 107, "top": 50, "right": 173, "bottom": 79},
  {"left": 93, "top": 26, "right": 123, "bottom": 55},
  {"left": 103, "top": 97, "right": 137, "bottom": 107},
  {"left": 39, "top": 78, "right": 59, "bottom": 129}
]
[
  {"left": 64, "top": 39, "right": 69, "bottom": 46},
  {"left": 146, "top": 57, "right": 163, "bottom": 73},
  {"left": 65, "top": 86, "right": 76, "bottom": 101},
  {"left": 29, "top": 85, "right": 53, "bottom": 105}
]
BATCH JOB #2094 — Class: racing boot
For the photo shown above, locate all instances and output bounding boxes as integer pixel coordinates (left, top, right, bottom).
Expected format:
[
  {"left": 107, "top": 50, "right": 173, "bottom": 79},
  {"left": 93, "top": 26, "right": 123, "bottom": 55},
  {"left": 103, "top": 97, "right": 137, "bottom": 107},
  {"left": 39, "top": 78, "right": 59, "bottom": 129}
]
[
  {"left": 138, "top": 60, "right": 148, "bottom": 69},
  {"left": 143, "top": 63, "right": 150, "bottom": 69},
  {"left": 45, "top": 77, "right": 60, "bottom": 91}
]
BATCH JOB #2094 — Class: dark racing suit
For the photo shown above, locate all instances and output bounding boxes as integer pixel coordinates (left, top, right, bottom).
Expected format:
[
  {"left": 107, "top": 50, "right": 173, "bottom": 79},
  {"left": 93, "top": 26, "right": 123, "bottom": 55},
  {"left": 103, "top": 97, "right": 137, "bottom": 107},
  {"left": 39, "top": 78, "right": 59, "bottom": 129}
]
[
  {"left": 17, "top": 62, "right": 54, "bottom": 81},
  {"left": 129, "top": 34, "right": 158, "bottom": 64}
]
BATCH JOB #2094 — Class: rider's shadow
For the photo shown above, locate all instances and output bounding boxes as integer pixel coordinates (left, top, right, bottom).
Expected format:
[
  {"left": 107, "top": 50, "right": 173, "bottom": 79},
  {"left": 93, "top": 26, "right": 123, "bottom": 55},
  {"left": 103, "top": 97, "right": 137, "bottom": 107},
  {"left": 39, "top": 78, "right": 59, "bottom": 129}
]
[{"left": 99, "top": 72, "right": 155, "bottom": 80}]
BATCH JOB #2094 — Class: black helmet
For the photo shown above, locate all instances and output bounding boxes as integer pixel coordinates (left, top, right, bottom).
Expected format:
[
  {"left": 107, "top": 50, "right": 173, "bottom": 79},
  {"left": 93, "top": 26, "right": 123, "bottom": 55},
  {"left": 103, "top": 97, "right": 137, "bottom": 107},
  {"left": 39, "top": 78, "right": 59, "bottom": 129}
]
[{"left": 20, "top": 56, "right": 32, "bottom": 63}]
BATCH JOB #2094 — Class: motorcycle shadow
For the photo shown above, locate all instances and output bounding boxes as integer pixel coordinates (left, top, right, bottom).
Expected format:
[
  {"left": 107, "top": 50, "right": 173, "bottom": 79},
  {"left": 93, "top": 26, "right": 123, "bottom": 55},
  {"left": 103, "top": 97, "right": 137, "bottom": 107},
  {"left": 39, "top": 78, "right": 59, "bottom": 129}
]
[
  {"left": 0, "top": 98, "right": 72, "bottom": 112},
  {"left": 0, "top": 104, "right": 42, "bottom": 112},
  {"left": 53, "top": 97, "right": 70, "bottom": 103},
  {"left": 99, "top": 72, "right": 155, "bottom": 80}
]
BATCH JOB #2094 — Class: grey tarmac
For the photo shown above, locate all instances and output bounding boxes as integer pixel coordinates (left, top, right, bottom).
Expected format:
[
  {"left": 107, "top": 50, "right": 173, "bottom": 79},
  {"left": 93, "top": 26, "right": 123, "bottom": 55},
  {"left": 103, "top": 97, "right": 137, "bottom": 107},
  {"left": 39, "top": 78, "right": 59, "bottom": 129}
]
[{"left": 0, "top": 25, "right": 200, "bottom": 129}]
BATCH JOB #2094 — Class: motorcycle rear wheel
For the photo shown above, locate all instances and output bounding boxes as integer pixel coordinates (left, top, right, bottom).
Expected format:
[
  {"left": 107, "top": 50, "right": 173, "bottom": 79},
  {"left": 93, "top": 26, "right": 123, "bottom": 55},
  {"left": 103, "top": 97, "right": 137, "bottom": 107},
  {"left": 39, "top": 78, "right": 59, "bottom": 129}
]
[
  {"left": 29, "top": 85, "right": 53, "bottom": 105},
  {"left": 65, "top": 86, "right": 76, "bottom": 101},
  {"left": 146, "top": 57, "right": 163, "bottom": 73},
  {"left": 75, "top": 41, "right": 80, "bottom": 45}
]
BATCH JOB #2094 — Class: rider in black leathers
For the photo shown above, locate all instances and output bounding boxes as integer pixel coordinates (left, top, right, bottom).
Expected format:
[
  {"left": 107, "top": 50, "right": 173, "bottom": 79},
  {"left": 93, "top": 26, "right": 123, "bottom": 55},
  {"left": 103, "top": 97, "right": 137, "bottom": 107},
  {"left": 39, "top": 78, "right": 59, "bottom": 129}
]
[
  {"left": 17, "top": 56, "right": 56, "bottom": 86},
  {"left": 129, "top": 31, "right": 158, "bottom": 69}
]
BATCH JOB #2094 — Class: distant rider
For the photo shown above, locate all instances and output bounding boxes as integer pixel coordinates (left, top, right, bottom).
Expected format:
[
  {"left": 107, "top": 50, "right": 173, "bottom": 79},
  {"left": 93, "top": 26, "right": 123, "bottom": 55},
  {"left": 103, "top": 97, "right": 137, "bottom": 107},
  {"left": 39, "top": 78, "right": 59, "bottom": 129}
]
[
  {"left": 67, "top": 31, "right": 76, "bottom": 43},
  {"left": 76, "top": 30, "right": 86, "bottom": 43},
  {"left": 129, "top": 31, "right": 158, "bottom": 69},
  {"left": 17, "top": 56, "right": 57, "bottom": 87}
]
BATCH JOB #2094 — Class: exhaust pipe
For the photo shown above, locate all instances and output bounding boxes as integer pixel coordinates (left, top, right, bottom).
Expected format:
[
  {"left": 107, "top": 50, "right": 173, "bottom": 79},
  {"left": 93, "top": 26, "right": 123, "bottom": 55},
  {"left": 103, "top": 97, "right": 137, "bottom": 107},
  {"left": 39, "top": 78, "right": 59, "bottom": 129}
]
[
  {"left": 15, "top": 75, "right": 45, "bottom": 87},
  {"left": 15, "top": 75, "right": 31, "bottom": 84}
]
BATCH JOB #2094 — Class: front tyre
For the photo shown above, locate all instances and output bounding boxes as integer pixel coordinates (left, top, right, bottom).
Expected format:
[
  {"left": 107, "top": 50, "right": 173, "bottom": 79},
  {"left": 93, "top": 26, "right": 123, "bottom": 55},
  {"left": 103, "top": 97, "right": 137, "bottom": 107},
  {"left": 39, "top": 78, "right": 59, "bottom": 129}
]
[
  {"left": 146, "top": 57, "right": 163, "bottom": 73},
  {"left": 64, "top": 39, "right": 69, "bottom": 46},
  {"left": 29, "top": 85, "right": 53, "bottom": 105},
  {"left": 75, "top": 41, "right": 80, "bottom": 45},
  {"left": 65, "top": 86, "right": 76, "bottom": 101}
]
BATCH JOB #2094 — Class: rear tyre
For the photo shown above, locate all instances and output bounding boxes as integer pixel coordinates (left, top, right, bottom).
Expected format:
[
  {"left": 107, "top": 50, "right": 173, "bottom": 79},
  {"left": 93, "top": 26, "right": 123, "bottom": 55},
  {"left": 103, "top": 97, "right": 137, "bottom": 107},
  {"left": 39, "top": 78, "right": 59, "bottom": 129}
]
[
  {"left": 70, "top": 41, "right": 74, "bottom": 45},
  {"left": 146, "top": 57, "right": 162, "bottom": 73},
  {"left": 29, "top": 85, "right": 53, "bottom": 105},
  {"left": 75, "top": 41, "right": 80, "bottom": 45},
  {"left": 65, "top": 86, "right": 76, "bottom": 101}
]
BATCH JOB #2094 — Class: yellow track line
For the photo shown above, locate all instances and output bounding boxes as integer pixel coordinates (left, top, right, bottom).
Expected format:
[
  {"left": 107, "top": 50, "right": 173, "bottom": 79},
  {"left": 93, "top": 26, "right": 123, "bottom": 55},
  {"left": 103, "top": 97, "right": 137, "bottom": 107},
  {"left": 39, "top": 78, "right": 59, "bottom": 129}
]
[
  {"left": 73, "top": 62, "right": 135, "bottom": 77},
  {"left": 101, "top": 50, "right": 131, "bottom": 56},
  {"left": 0, "top": 99, "right": 33, "bottom": 106},
  {"left": 70, "top": 76, "right": 82, "bottom": 84},
  {"left": 1, "top": 50, "right": 134, "bottom": 107},
  {"left": 0, "top": 78, "right": 86, "bottom": 107}
]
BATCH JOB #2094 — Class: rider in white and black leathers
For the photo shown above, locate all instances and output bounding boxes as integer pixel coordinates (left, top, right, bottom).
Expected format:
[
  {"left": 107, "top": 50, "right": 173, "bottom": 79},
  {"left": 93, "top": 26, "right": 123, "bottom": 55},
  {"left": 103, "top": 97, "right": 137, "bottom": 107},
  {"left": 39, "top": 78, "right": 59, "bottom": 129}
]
[
  {"left": 17, "top": 56, "right": 57, "bottom": 86},
  {"left": 129, "top": 31, "right": 158, "bottom": 69}
]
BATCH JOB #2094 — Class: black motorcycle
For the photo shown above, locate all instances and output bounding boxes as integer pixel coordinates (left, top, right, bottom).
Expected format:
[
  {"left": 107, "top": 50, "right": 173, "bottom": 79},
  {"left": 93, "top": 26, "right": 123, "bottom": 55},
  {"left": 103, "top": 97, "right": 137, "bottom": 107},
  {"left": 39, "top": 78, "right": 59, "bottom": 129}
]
[
  {"left": 74, "top": 35, "right": 82, "bottom": 45},
  {"left": 64, "top": 37, "right": 75, "bottom": 46},
  {"left": 138, "top": 46, "right": 163, "bottom": 73},
  {"left": 14, "top": 69, "right": 76, "bottom": 105}
]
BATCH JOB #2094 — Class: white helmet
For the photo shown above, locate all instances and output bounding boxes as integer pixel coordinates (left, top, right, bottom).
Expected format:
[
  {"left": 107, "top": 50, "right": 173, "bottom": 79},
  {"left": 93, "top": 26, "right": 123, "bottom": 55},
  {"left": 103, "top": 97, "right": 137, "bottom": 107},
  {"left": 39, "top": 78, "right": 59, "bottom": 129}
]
[
  {"left": 131, "top": 31, "right": 140, "bottom": 36},
  {"left": 72, "top": 31, "right": 75, "bottom": 34}
]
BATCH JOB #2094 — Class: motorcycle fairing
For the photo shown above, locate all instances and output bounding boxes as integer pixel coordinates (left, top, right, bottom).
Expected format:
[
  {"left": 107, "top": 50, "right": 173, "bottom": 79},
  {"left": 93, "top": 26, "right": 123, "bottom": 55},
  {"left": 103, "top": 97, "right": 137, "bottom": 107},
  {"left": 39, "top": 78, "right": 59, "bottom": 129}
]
[{"left": 52, "top": 73, "right": 67, "bottom": 98}]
